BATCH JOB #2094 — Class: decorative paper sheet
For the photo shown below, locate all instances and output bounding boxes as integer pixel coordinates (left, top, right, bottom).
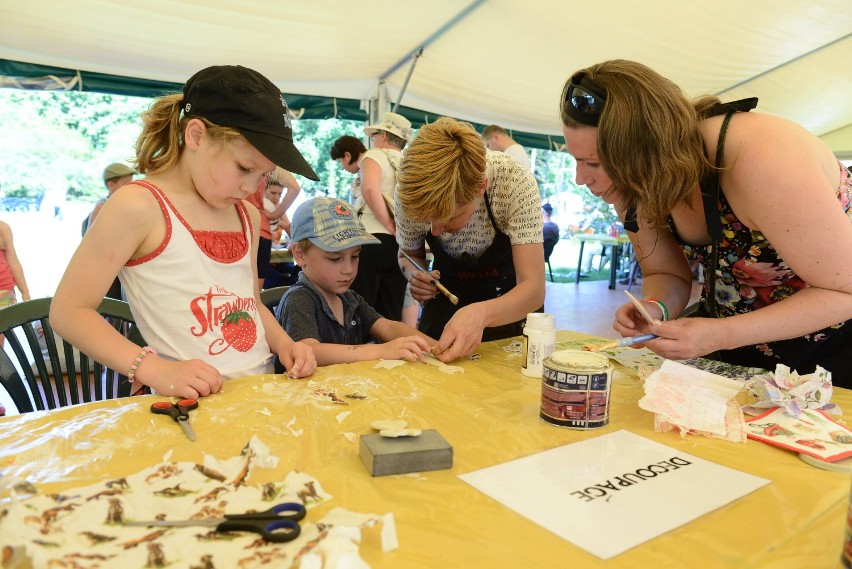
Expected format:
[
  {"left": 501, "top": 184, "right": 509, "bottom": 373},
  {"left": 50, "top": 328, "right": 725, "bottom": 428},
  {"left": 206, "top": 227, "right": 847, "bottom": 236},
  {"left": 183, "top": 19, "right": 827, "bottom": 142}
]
[
  {"left": 745, "top": 406, "right": 852, "bottom": 462},
  {"left": 459, "top": 430, "right": 769, "bottom": 559},
  {"left": 1, "top": 437, "right": 389, "bottom": 568}
]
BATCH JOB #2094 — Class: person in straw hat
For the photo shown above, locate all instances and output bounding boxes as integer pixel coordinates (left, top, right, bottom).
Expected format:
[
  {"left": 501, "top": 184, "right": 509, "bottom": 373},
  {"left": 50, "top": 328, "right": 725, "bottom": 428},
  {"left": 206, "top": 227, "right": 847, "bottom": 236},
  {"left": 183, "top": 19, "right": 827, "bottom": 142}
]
[{"left": 350, "top": 111, "right": 413, "bottom": 321}]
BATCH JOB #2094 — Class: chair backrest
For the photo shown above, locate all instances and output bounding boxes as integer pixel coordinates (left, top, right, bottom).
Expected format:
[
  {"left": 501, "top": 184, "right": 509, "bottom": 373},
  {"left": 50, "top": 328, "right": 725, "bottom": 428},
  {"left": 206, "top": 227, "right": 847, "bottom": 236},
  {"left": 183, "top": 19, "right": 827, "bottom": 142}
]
[
  {"left": 259, "top": 286, "right": 290, "bottom": 317},
  {"left": 543, "top": 236, "right": 559, "bottom": 260},
  {"left": 0, "top": 297, "right": 145, "bottom": 413}
]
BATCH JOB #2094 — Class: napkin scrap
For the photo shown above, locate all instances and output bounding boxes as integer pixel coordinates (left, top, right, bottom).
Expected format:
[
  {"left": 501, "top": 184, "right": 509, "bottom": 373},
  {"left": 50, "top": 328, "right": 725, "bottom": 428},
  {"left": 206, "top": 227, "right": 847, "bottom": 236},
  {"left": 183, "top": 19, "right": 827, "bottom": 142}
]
[
  {"left": 0, "top": 438, "right": 395, "bottom": 568},
  {"left": 743, "top": 364, "right": 837, "bottom": 417},
  {"left": 638, "top": 359, "right": 747, "bottom": 442}
]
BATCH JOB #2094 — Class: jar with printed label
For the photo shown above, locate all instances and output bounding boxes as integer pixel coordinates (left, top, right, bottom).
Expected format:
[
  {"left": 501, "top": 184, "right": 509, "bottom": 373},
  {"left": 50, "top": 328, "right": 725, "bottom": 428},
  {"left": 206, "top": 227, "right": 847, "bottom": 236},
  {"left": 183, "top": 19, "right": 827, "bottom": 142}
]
[{"left": 521, "top": 313, "right": 556, "bottom": 378}]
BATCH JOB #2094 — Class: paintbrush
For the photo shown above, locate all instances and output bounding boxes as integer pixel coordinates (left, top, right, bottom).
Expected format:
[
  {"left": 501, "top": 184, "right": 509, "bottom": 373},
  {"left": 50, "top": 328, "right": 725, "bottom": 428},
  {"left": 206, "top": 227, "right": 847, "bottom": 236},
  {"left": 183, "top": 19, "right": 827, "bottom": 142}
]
[
  {"left": 399, "top": 250, "right": 459, "bottom": 305},
  {"left": 584, "top": 333, "right": 658, "bottom": 352}
]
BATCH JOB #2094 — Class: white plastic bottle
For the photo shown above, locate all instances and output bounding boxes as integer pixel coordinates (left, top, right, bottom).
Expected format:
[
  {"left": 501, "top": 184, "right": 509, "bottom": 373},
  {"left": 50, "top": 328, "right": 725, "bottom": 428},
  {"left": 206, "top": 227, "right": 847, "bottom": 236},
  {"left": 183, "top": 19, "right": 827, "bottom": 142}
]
[{"left": 521, "top": 313, "right": 556, "bottom": 377}]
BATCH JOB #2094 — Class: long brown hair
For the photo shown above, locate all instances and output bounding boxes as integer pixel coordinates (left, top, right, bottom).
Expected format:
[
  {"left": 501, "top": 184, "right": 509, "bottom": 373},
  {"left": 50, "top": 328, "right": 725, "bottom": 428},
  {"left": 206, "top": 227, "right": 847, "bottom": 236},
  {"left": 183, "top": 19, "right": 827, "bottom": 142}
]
[
  {"left": 134, "top": 93, "right": 243, "bottom": 175},
  {"left": 560, "top": 60, "right": 719, "bottom": 228}
]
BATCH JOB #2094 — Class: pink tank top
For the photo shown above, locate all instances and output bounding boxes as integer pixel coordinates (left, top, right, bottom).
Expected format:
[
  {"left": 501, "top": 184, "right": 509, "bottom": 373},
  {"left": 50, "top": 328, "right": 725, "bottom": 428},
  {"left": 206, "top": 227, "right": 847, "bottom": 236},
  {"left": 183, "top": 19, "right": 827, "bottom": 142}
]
[{"left": 0, "top": 249, "right": 15, "bottom": 291}]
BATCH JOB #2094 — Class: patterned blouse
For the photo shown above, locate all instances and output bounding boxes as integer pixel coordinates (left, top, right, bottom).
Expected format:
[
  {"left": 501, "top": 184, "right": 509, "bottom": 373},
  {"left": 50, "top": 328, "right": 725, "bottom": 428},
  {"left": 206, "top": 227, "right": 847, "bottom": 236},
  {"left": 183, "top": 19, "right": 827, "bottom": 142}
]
[{"left": 681, "top": 161, "right": 852, "bottom": 364}]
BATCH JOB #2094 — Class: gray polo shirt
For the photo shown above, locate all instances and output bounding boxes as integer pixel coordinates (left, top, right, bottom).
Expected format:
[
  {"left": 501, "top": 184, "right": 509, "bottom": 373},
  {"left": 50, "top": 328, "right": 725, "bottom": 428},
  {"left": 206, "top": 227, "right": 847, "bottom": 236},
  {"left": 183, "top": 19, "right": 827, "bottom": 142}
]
[{"left": 276, "top": 271, "right": 382, "bottom": 346}]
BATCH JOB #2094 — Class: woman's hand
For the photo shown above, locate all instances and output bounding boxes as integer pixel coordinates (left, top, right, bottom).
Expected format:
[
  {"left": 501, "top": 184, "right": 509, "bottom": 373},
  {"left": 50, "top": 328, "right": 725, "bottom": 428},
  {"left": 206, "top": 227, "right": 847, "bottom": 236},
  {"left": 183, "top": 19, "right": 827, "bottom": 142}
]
[
  {"left": 407, "top": 269, "right": 441, "bottom": 303},
  {"left": 613, "top": 300, "right": 665, "bottom": 337},
  {"left": 431, "top": 304, "right": 487, "bottom": 362},
  {"left": 381, "top": 335, "right": 432, "bottom": 361},
  {"left": 638, "top": 317, "right": 727, "bottom": 361},
  {"left": 279, "top": 341, "right": 316, "bottom": 378},
  {"left": 137, "top": 356, "right": 224, "bottom": 399},
  {"left": 645, "top": 317, "right": 727, "bottom": 361}
]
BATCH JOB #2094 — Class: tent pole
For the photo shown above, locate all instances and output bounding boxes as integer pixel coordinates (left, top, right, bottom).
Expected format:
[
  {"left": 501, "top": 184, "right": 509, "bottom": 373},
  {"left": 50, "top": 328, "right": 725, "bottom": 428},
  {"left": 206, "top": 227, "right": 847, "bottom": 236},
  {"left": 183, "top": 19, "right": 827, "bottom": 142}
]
[
  {"left": 379, "top": 0, "right": 487, "bottom": 82},
  {"left": 392, "top": 49, "right": 423, "bottom": 112},
  {"left": 715, "top": 32, "right": 851, "bottom": 96}
]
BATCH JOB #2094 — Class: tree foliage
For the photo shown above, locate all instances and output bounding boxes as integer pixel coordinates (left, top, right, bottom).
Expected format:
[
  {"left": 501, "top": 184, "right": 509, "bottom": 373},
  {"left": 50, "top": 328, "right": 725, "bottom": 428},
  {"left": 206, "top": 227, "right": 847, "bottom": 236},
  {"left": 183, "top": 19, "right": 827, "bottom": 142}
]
[{"left": 0, "top": 88, "right": 611, "bottom": 230}]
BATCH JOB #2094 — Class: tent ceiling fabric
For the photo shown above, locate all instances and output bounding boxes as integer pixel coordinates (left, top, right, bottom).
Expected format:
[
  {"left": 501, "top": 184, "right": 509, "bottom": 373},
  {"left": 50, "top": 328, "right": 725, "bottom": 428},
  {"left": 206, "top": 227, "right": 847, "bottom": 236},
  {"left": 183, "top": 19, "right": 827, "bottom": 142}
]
[{"left": 1, "top": 0, "right": 851, "bottom": 155}]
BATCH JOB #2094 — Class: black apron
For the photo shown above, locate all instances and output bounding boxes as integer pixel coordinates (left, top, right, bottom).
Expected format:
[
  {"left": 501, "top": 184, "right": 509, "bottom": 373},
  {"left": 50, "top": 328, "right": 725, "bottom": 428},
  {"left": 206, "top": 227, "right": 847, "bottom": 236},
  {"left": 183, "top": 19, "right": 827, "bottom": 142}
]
[{"left": 418, "top": 192, "right": 537, "bottom": 341}]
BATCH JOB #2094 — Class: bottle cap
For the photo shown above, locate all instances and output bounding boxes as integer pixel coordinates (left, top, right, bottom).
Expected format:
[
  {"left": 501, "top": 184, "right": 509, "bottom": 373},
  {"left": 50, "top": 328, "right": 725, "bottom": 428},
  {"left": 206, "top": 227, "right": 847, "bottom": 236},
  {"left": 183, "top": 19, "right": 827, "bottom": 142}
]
[{"left": 524, "top": 313, "right": 555, "bottom": 330}]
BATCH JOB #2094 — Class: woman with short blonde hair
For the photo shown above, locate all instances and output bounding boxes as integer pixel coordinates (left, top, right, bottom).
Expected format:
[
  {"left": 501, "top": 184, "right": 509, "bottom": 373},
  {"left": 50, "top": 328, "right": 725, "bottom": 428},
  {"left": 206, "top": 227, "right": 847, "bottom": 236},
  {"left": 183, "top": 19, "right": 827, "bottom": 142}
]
[{"left": 396, "top": 118, "right": 546, "bottom": 362}]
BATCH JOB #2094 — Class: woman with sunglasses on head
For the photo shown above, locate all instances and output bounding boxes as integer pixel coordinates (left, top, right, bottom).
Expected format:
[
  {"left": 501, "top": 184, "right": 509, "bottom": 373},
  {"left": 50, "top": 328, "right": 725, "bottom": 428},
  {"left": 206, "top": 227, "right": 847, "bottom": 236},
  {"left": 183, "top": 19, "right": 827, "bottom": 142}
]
[
  {"left": 560, "top": 59, "right": 852, "bottom": 387},
  {"left": 396, "top": 117, "right": 546, "bottom": 363}
]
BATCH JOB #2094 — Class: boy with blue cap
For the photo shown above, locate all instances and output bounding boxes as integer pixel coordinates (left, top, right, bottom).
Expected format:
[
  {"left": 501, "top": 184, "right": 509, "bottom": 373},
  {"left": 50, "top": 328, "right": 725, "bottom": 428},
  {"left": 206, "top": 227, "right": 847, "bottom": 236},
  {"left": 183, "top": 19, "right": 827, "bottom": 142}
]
[{"left": 277, "top": 197, "right": 434, "bottom": 366}]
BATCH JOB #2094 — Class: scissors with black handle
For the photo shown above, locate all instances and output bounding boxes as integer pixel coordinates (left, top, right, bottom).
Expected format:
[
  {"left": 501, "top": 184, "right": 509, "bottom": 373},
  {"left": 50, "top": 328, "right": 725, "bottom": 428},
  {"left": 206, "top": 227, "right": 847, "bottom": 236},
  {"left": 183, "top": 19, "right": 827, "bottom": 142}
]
[
  {"left": 124, "top": 502, "right": 306, "bottom": 542},
  {"left": 150, "top": 399, "right": 198, "bottom": 441}
]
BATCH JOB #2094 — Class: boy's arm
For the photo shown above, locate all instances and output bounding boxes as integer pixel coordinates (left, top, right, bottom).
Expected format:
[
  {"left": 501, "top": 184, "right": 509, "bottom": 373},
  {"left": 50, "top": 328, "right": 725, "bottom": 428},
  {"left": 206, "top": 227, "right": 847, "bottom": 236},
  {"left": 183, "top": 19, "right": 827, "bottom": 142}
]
[
  {"left": 299, "top": 334, "right": 432, "bottom": 366},
  {"left": 370, "top": 318, "right": 436, "bottom": 346},
  {"left": 299, "top": 337, "right": 396, "bottom": 366}
]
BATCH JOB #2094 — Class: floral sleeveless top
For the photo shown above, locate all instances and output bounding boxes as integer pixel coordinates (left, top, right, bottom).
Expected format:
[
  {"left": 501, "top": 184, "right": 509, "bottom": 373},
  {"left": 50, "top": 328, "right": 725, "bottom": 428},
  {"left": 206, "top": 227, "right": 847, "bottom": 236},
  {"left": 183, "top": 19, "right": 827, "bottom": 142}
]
[
  {"left": 682, "top": 162, "right": 851, "bottom": 316},
  {"left": 680, "top": 161, "right": 852, "bottom": 372}
]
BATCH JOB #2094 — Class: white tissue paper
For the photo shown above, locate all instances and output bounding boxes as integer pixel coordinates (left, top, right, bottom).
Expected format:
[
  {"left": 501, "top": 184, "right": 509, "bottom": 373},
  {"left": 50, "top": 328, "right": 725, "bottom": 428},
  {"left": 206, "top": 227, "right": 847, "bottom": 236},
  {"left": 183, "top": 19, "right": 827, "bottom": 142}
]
[{"left": 638, "top": 359, "right": 747, "bottom": 442}]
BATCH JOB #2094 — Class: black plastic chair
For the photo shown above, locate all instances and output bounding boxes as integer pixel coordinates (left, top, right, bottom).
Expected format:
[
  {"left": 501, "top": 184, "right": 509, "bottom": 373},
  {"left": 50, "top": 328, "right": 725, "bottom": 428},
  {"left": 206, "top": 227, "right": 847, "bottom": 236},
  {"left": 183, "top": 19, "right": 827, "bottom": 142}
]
[
  {"left": 543, "top": 237, "right": 559, "bottom": 282},
  {"left": 0, "top": 297, "right": 145, "bottom": 413},
  {"left": 260, "top": 286, "right": 290, "bottom": 318}
]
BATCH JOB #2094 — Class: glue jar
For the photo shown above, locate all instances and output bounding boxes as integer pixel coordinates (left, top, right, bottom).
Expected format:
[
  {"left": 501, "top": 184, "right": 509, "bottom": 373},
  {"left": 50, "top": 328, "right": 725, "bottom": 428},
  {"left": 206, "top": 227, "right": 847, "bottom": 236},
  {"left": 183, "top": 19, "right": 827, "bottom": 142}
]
[{"left": 521, "top": 312, "right": 556, "bottom": 377}]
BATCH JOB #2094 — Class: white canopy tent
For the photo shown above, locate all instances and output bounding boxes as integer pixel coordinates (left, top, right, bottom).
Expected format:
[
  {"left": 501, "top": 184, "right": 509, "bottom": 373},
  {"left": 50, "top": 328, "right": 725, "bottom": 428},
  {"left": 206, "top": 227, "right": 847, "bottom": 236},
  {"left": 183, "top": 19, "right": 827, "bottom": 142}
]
[{"left": 1, "top": 0, "right": 851, "bottom": 155}]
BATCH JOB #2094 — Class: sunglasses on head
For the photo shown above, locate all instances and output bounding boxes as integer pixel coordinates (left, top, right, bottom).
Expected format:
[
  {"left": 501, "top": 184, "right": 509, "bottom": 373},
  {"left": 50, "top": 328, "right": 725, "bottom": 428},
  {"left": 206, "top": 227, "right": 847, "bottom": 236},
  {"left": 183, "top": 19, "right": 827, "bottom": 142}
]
[{"left": 563, "top": 72, "right": 607, "bottom": 127}]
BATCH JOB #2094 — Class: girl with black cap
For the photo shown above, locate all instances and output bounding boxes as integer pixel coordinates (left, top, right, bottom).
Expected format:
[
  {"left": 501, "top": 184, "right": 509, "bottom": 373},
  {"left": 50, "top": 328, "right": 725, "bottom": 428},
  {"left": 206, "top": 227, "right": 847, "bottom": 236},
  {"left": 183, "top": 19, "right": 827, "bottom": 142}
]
[{"left": 51, "top": 65, "right": 319, "bottom": 398}]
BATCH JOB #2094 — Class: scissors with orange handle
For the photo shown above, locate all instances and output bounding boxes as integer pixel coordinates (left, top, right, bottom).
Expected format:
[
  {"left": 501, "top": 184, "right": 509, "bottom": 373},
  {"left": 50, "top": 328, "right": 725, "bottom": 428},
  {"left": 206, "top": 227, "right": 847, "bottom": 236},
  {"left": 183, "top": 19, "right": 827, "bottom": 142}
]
[{"left": 150, "top": 399, "right": 198, "bottom": 441}]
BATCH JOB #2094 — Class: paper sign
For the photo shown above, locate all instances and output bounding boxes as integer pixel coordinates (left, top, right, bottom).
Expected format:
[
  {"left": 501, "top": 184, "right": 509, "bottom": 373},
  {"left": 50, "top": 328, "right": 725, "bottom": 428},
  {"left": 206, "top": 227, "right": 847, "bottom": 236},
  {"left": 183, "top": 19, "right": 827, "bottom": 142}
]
[{"left": 459, "top": 430, "right": 770, "bottom": 559}]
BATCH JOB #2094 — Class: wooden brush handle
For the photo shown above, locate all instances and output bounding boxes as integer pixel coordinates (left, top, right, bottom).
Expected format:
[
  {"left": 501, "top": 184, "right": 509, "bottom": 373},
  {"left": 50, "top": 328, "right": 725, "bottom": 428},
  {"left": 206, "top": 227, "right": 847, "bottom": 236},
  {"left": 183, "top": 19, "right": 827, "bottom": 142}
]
[{"left": 434, "top": 281, "right": 459, "bottom": 305}]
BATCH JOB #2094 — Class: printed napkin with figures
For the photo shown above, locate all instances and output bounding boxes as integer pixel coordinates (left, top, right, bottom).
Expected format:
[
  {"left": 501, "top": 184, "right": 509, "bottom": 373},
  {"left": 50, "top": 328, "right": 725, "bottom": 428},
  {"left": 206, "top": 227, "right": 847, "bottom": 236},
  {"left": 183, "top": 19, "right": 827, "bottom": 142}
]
[
  {"left": 744, "top": 406, "right": 852, "bottom": 462},
  {"left": 1, "top": 435, "right": 395, "bottom": 568}
]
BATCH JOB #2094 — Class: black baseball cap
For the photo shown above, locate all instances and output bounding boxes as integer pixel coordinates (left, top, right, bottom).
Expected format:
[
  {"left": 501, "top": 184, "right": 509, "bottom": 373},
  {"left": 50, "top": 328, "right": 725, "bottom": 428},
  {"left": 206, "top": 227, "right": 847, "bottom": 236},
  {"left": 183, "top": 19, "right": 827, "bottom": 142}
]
[{"left": 182, "top": 65, "right": 319, "bottom": 181}]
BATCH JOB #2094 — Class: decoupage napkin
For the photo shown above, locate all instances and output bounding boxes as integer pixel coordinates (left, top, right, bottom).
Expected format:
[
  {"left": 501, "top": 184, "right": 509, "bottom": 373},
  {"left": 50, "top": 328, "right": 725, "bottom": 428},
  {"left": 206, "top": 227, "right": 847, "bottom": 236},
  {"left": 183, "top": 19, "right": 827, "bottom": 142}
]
[
  {"left": 742, "top": 364, "right": 837, "bottom": 417},
  {"left": 638, "top": 359, "right": 747, "bottom": 442},
  {"left": 1, "top": 435, "right": 395, "bottom": 568}
]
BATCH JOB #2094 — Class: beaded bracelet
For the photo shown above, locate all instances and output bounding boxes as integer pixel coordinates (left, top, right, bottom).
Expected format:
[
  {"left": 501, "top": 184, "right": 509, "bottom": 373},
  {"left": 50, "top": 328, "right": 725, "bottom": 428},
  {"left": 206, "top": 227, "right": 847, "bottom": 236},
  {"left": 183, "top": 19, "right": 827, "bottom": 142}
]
[
  {"left": 645, "top": 298, "right": 669, "bottom": 321},
  {"left": 128, "top": 346, "right": 157, "bottom": 383}
]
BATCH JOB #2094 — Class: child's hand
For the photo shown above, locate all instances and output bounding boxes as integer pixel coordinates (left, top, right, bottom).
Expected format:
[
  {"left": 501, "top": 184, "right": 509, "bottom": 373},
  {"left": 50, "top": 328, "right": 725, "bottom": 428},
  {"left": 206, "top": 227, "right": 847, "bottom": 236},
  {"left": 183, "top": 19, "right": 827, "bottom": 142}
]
[
  {"left": 384, "top": 336, "right": 433, "bottom": 362},
  {"left": 280, "top": 341, "right": 316, "bottom": 378},
  {"left": 139, "top": 357, "right": 224, "bottom": 399}
]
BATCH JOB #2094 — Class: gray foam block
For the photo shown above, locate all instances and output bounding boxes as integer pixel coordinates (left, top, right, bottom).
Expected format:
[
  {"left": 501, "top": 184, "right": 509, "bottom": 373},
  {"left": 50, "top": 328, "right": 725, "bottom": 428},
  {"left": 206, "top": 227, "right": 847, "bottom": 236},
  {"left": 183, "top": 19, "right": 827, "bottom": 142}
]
[{"left": 359, "top": 429, "right": 453, "bottom": 477}]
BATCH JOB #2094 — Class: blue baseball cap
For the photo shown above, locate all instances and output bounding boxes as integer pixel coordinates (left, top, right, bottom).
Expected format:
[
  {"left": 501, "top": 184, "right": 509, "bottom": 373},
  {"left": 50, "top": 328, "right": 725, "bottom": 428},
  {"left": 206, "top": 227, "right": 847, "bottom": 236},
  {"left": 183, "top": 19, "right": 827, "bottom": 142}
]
[{"left": 290, "top": 198, "right": 380, "bottom": 252}]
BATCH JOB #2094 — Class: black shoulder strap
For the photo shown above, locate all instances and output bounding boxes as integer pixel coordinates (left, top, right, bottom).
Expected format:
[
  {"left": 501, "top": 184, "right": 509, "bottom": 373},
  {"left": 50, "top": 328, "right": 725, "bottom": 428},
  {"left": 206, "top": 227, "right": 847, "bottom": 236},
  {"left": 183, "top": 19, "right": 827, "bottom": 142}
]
[
  {"left": 702, "top": 97, "right": 758, "bottom": 118},
  {"left": 703, "top": 110, "right": 737, "bottom": 319}
]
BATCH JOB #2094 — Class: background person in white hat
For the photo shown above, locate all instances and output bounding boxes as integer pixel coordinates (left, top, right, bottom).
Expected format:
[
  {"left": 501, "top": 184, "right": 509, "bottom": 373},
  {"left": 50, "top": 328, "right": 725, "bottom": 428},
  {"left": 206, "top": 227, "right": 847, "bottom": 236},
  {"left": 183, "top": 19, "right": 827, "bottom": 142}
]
[
  {"left": 350, "top": 111, "right": 413, "bottom": 321},
  {"left": 85, "top": 162, "right": 136, "bottom": 234}
]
